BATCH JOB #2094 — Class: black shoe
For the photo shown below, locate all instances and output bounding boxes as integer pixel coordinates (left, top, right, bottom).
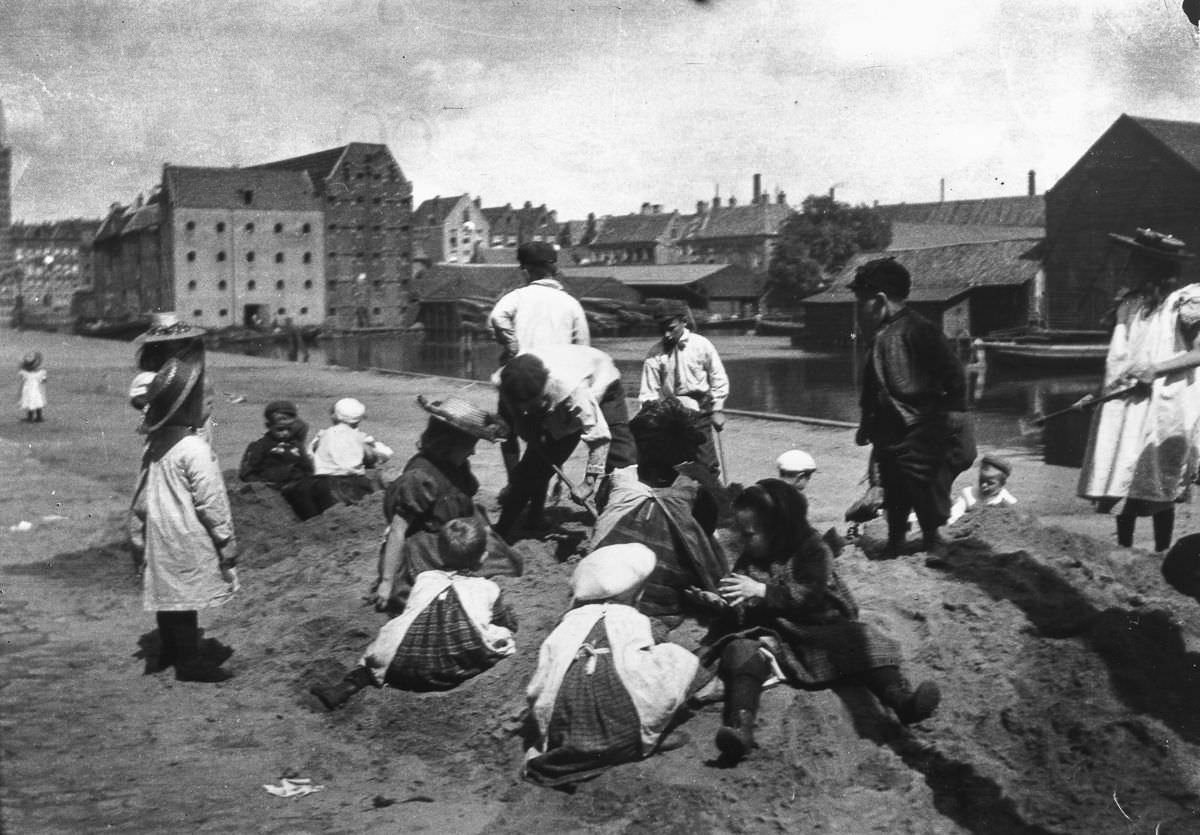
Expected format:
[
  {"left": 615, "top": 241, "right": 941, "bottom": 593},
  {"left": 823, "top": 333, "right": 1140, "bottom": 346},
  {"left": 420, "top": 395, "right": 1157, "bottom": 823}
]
[
  {"left": 310, "top": 679, "right": 362, "bottom": 710},
  {"left": 895, "top": 681, "right": 941, "bottom": 725},
  {"left": 199, "top": 638, "right": 235, "bottom": 666},
  {"left": 714, "top": 709, "right": 756, "bottom": 761}
]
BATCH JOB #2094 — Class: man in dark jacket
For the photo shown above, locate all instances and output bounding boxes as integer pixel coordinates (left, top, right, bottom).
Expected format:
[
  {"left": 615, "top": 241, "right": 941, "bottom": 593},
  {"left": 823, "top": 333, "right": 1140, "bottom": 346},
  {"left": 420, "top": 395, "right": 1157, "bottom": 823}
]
[{"left": 852, "top": 258, "right": 973, "bottom": 556}]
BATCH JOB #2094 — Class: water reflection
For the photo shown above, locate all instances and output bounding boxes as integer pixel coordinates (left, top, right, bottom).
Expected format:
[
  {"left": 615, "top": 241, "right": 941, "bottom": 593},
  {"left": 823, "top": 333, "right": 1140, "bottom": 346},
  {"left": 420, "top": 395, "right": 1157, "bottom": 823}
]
[{"left": 229, "top": 332, "right": 1099, "bottom": 465}]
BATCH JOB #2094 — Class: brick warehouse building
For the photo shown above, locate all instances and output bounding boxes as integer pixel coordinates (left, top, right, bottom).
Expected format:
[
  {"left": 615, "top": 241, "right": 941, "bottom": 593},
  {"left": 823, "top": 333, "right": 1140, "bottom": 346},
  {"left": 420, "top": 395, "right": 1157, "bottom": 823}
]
[
  {"left": 92, "top": 142, "right": 414, "bottom": 330},
  {"left": 252, "top": 143, "right": 414, "bottom": 328}
]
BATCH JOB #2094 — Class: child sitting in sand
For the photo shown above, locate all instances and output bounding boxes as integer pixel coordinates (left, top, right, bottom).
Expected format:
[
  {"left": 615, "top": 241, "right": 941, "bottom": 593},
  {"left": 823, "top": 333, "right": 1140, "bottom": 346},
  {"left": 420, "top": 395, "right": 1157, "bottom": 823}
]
[
  {"left": 775, "top": 449, "right": 816, "bottom": 492},
  {"left": 18, "top": 351, "right": 47, "bottom": 423},
  {"left": 523, "top": 543, "right": 700, "bottom": 787},
  {"left": 287, "top": 398, "right": 394, "bottom": 519},
  {"left": 947, "top": 455, "right": 1017, "bottom": 525},
  {"left": 311, "top": 516, "right": 518, "bottom": 709},
  {"left": 238, "top": 400, "right": 313, "bottom": 486}
]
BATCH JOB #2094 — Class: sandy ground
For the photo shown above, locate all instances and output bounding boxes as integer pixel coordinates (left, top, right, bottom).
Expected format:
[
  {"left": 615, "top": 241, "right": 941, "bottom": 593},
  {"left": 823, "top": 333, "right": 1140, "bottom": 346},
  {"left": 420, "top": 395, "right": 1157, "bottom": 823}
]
[{"left": 2, "top": 328, "right": 1200, "bottom": 834}]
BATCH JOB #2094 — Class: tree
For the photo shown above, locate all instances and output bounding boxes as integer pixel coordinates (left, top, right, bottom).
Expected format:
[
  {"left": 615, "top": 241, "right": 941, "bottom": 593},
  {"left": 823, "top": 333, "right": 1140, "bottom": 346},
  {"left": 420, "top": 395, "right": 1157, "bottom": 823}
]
[{"left": 766, "top": 195, "right": 892, "bottom": 309}]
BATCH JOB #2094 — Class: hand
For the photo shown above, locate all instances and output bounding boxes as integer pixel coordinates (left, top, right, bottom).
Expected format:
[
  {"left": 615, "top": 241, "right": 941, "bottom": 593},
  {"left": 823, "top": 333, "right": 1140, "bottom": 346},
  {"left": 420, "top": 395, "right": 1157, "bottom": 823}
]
[
  {"left": 365, "top": 581, "right": 393, "bottom": 612},
  {"left": 570, "top": 479, "right": 596, "bottom": 506},
  {"left": 221, "top": 566, "right": 241, "bottom": 593},
  {"left": 683, "top": 586, "right": 728, "bottom": 610},
  {"left": 217, "top": 540, "right": 239, "bottom": 568},
  {"left": 719, "top": 573, "right": 767, "bottom": 606},
  {"left": 855, "top": 426, "right": 871, "bottom": 446},
  {"left": 1125, "top": 364, "right": 1157, "bottom": 385},
  {"left": 710, "top": 410, "right": 726, "bottom": 431}
]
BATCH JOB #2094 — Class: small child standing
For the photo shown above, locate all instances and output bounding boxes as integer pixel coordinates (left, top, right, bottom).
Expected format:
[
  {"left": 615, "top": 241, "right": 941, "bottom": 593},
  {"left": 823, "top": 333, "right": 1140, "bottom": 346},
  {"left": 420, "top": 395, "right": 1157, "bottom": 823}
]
[
  {"left": 947, "top": 455, "right": 1017, "bottom": 525},
  {"left": 18, "top": 352, "right": 46, "bottom": 422},
  {"left": 238, "top": 400, "right": 313, "bottom": 486},
  {"left": 310, "top": 516, "right": 517, "bottom": 709}
]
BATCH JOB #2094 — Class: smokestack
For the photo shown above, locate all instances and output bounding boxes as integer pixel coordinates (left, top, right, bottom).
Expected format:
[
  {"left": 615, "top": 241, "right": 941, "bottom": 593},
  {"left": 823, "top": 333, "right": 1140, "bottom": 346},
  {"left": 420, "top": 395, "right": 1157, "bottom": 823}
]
[
  {"left": 1027, "top": 170, "right": 1036, "bottom": 197},
  {"left": 696, "top": 200, "right": 708, "bottom": 214},
  {"left": 828, "top": 186, "right": 835, "bottom": 201},
  {"left": 752, "top": 173, "right": 762, "bottom": 205},
  {"left": 640, "top": 202, "right": 651, "bottom": 215},
  {"left": 939, "top": 178, "right": 945, "bottom": 203}
]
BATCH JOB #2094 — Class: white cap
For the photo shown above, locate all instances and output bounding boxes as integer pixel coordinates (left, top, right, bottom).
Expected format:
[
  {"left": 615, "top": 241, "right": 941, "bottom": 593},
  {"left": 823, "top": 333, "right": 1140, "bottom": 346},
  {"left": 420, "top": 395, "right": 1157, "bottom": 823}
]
[
  {"left": 776, "top": 449, "right": 816, "bottom": 474},
  {"left": 333, "top": 397, "right": 366, "bottom": 423},
  {"left": 571, "top": 543, "right": 657, "bottom": 602}
]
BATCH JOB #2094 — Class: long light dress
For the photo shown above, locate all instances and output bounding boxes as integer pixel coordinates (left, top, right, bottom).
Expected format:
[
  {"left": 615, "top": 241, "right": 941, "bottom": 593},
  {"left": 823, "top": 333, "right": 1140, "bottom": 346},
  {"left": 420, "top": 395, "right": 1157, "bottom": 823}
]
[
  {"left": 1078, "top": 285, "right": 1200, "bottom": 507},
  {"left": 19, "top": 368, "right": 46, "bottom": 411}
]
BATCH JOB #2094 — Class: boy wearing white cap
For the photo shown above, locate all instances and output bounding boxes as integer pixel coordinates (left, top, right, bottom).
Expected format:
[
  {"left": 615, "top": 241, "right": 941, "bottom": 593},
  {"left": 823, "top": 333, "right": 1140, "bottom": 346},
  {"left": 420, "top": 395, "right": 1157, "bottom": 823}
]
[
  {"left": 523, "top": 543, "right": 700, "bottom": 786},
  {"left": 286, "top": 398, "right": 394, "bottom": 519},
  {"left": 776, "top": 449, "right": 816, "bottom": 492}
]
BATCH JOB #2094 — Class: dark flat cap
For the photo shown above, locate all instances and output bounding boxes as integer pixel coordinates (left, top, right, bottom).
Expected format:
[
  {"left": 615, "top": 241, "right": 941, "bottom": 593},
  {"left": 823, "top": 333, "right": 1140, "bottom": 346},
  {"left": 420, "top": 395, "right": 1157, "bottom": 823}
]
[
  {"left": 850, "top": 257, "right": 911, "bottom": 299},
  {"left": 517, "top": 241, "right": 558, "bottom": 268}
]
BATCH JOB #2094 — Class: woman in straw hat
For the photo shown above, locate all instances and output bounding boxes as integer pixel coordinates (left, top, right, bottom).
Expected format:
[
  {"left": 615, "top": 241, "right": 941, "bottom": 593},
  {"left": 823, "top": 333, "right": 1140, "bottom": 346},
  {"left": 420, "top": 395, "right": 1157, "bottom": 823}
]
[
  {"left": 129, "top": 356, "right": 238, "bottom": 682},
  {"left": 523, "top": 543, "right": 700, "bottom": 787},
  {"left": 367, "top": 395, "right": 521, "bottom": 615},
  {"left": 18, "top": 351, "right": 47, "bottom": 422},
  {"left": 1078, "top": 229, "right": 1200, "bottom": 551}
]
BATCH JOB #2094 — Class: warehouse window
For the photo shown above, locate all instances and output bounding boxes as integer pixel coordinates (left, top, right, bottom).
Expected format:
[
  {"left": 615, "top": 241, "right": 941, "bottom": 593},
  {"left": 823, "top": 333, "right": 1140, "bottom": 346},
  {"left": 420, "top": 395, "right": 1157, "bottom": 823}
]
[{"left": 275, "top": 252, "right": 284, "bottom": 263}]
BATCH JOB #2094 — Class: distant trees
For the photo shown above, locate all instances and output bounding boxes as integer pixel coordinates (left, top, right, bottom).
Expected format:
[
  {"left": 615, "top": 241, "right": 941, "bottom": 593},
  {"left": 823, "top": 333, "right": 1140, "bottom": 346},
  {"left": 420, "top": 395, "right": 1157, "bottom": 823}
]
[{"left": 766, "top": 195, "right": 892, "bottom": 309}]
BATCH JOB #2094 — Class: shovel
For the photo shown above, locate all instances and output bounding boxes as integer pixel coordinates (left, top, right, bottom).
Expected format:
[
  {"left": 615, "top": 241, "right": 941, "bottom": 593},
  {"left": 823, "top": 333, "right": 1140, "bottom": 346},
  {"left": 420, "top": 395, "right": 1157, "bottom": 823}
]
[{"left": 1029, "top": 382, "right": 1145, "bottom": 427}]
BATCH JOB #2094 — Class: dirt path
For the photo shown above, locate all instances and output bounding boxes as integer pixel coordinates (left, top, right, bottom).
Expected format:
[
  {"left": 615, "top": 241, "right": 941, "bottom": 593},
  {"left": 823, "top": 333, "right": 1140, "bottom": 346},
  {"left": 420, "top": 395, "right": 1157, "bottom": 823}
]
[{"left": 2, "top": 329, "right": 1199, "bottom": 834}]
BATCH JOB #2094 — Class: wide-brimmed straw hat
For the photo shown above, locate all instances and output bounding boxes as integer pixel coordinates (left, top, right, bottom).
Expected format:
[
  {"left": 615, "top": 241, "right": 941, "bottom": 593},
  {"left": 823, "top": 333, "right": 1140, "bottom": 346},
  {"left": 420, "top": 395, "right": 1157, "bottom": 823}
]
[
  {"left": 417, "top": 394, "right": 509, "bottom": 442},
  {"left": 572, "top": 543, "right": 657, "bottom": 602},
  {"left": 20, "top": 351, "right": 43, "bottom": 371},
  {"left": 1108, "top": 228, "right": 1194, "bottom": 261},
  {"left": 134, "top": 311, "right": 207, "bottom": 345},
  {"left": 140, "top": 357, "right": 203, "bottom": 433}
]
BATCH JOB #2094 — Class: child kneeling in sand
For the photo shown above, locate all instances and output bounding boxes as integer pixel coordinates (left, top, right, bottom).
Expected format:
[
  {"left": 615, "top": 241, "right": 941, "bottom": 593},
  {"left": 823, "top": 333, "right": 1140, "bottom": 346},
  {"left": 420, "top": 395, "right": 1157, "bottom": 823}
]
[
  {"left": 523, "top": 543, "right": 700, "bottom": 787},
  {"left": 947, "top": 455, "right": 1017, "bottom": 525},
  {"left": 287, "top": 397, "right": 395, "bottom": 519},
  {"left": 311, "top": 516, "right": 517, "bottom": 709},
  {"left": 238, "top": 400, "right": 313, "bottom": 486}
]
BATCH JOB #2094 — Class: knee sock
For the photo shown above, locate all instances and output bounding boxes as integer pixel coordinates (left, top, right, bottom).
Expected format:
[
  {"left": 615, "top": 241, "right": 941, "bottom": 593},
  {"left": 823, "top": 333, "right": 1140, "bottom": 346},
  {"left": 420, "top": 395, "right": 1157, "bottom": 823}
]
[
  {"left": 719, "top": 640, "right": 769, "bottom": 721},
  {"left": 1116, "top": 514, "right": 1136, "bottom": 547},
  {"left": 861, "top": 665, "right": 910, "bottom": 711},
  {"left": 1154, "top": 508, "right": 1176, "bottom": 552}
]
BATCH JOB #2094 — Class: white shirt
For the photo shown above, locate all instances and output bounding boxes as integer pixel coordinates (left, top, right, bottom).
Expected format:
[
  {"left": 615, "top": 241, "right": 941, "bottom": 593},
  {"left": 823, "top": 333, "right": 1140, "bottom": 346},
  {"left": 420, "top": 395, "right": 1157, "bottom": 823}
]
[
  {"left": 488, "top": 279, "right": 590, "bottom": 357},
  {"left": 639, "top": 329, "right": 729, "bottom": 412},
  {"left": 310, "top": 422, "right": 391, "bottom": 476},
  {"left": 948, "top": 485, "right": 1018, "bottom": 525}
]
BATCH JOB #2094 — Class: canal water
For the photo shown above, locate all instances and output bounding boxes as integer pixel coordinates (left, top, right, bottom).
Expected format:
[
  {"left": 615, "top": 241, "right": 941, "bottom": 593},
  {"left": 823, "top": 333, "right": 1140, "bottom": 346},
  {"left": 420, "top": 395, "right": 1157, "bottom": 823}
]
[{"left": 228, "top": 332, "right": 1098, "bottom": 466}]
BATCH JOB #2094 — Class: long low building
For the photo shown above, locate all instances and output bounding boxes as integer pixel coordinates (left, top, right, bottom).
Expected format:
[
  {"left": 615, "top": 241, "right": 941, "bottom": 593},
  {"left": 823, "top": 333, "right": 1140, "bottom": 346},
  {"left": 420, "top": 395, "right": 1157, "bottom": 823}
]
[{"left": 560, "top": 262, "right": 765, "bottom": 320}]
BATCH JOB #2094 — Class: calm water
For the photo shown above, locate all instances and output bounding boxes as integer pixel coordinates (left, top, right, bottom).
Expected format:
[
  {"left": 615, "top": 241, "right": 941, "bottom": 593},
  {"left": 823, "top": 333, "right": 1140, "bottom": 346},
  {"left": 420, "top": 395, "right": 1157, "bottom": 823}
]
[{"left": 228, "top": 332, "right": 1100, "bottom": 465}]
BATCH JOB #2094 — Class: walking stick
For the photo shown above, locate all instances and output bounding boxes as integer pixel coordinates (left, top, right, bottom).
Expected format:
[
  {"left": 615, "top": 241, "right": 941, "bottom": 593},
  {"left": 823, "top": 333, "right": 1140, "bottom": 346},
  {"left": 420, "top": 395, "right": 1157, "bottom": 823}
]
[
  {"left": 713, "top": 425, "right": 729, "bottom": 486},
  {"left": 1029, "top": 382, "right": 1145, "bottom": 427}
]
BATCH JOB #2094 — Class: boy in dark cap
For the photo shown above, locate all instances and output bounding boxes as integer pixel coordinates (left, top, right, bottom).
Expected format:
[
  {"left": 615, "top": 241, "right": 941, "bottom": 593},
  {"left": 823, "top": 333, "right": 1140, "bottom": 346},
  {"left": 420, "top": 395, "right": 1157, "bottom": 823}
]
[
  {"left": 852, "top": 257, "right": 972, "bottom": 556},
  {"left": 947, "top": 454, "right": 1017, "bottom": 524},
  {"left": 238, "top": 400, "right": 313, "bottom": 486},
  {"left": 638, "top": 300, "right": 729, "bottom": 475}
]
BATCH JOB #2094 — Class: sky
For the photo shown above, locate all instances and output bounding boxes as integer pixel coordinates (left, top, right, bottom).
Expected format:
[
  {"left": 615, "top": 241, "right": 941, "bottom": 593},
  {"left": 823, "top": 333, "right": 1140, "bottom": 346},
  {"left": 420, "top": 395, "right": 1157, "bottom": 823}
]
[{"left": 2, "top": 0, "right": 1199, "bottom": 222}]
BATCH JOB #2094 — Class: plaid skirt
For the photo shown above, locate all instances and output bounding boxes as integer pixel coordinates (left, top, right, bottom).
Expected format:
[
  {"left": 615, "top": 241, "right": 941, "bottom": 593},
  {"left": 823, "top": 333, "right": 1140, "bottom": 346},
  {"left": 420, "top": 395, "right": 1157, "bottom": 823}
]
[
  {"left": 384, "top": 584, "right": 505, "bottom": 692},
  {"left": 524, "top": 620, "right": 643, "bottom": 787}
]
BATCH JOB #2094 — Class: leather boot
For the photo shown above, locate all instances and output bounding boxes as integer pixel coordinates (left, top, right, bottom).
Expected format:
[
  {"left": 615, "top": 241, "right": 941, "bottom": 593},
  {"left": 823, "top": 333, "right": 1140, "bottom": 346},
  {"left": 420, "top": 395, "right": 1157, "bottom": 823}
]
[
  {"left": 1154, "top": 508, "right": 1176, "bottom": 553},
  {"left": 868, "top": 666, "right": 940, "bottom": 725},
  {"left": 153, "top": 612, "right": 180, "bottom": 672},
  {"left": 311, "top": 667, "right": 373, "bottom": 710},
  {"left": 1116, "top": 514, "right": 1136, "bottom": 548},
  {"left": 173, "top": 614, "right": 233, "bottom": 683},
  {"left": 715, "top": 708, "right": 757, "bottom": 760}
]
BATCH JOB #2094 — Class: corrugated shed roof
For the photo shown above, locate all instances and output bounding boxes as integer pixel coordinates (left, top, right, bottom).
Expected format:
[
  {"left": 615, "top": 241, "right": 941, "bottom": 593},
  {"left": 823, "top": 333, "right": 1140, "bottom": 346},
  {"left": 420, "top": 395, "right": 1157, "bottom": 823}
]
[
  {"left": 1128, "top": 114, "right": 1200, "bottom": 172},
  {"left": 804, "top": 238, "right": 1042, "bottom": 305},
  {"left": 415, "top": 265, "right": 638, "bottom": 304},
  {"left": 701, "top": 267, "right": 767, "bottom": 299},
  {"left": 683, "top": 202, "right": 792, "bottom": 240},
  {"left": 875, "top": 195, "right": 1044, "bottom": 227},
  {"left": 164, "top": 166, "right": 318, "bottom": 211},
  {"left": 887, "top": 222, "right": 1045, "bottom": 250},
  {"left": 414, "top": 194, "right": 468, "bottom": 227},
  {"left": 562, "top": 263, "right": 732, "bottom": 287},
  {"left": 590, "top": 212, "right": 677, "bottom": 246}
]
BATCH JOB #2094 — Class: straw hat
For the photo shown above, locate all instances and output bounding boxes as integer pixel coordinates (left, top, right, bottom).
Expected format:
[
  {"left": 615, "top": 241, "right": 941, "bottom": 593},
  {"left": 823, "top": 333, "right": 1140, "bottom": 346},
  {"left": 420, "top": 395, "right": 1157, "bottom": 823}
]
[
  {"left": 571, "top": 543, "right": 657, "bottom": 602},
  {"left": 417, "top": 394, "right": 509, "bottom": 442},
  {"left": 140, "top": 357, "right": 203, "bottom": 433},
  {"left": 1108, "top": 228, "right": 1194, "bottom": 261},
  {"left": 20, "top": 351, "right": 43, "bottom": 372},
  {"left": 134, "top": 311, "right": 207, "bottom": 345}
]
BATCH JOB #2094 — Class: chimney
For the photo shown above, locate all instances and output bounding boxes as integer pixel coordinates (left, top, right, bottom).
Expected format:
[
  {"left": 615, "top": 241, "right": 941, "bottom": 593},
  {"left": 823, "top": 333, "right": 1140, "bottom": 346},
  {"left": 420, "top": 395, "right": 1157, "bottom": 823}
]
[
  {"left": 473, "top": 196, "right": 481, "bottom": 208},
  {"left": 696, "top": 200, "right": 708, "bottom": 214},
  {"left": 523, "top": 200, "right": 533, "bottom": 209},
  {"left": 640, "top": 202, "right": 651, "bottom": 215},
  {"left": 752, "top": 173, "right": 762, "bottom": 204},
  {"left": 652, "top": 204, "right": 662, "bottom": 214},
  {"left": 712, "top": 194, "right": 721, "bottom": 209},
  {"left": 828, "top": 186, "right": 835, "bottom": 201},
  {"left": 939, "top": 178, "right": 945, "bottom": 203},
  {"left": 1027, "top": 170, "right": 1036, "bottom": 197},
  {"left": 777, "top": 191, "right": 786, "bottom": 205},
  {"left": 729, "top": 196, "right": 738, "bottom": 207}
]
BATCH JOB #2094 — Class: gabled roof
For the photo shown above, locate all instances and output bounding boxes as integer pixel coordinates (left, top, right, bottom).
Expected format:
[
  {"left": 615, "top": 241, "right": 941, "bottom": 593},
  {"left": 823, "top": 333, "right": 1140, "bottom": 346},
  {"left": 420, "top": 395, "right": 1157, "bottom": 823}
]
[
  {"left": 250, "top": 142, "right": 407, "bottom": 186},
  {"left": 1125, "top": 114, "right": 1200, "bottom": 173},
  {"left": 413, "top": 194, "right": 469, "bottom": 228},
  {"left": 163, "top": 166, "right": 318, "bottom": 211},
  {"left": 591, "top": 212, "right": 678, "bottom": 246},
  {"left": 875, "top": 195, "right": 1044, "bottom": 228},
  {"left": 481, "top": 205, "right": 513, "bottom": 226},
  {"left": 122, "top": 202, "right": 161, "bottom": 235},
  {"left": 803, "top": 238, "right": 1042, "bottom": 305},
  {"left": 561, "top": 263, "right": 760, "bottom": 293},
  {"left": 11, "top": 218, "right": 102, "bottom": 244},
  {"left": 683, "top": 202, "right": 792, "bottom": 240}
]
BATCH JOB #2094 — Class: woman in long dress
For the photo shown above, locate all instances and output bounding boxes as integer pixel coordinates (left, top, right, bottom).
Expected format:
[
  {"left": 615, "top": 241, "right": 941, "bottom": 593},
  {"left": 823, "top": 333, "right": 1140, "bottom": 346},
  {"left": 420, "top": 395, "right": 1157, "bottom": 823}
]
[{"left": 1078, "top": 229, "right": 1200, "bottom": 551}]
